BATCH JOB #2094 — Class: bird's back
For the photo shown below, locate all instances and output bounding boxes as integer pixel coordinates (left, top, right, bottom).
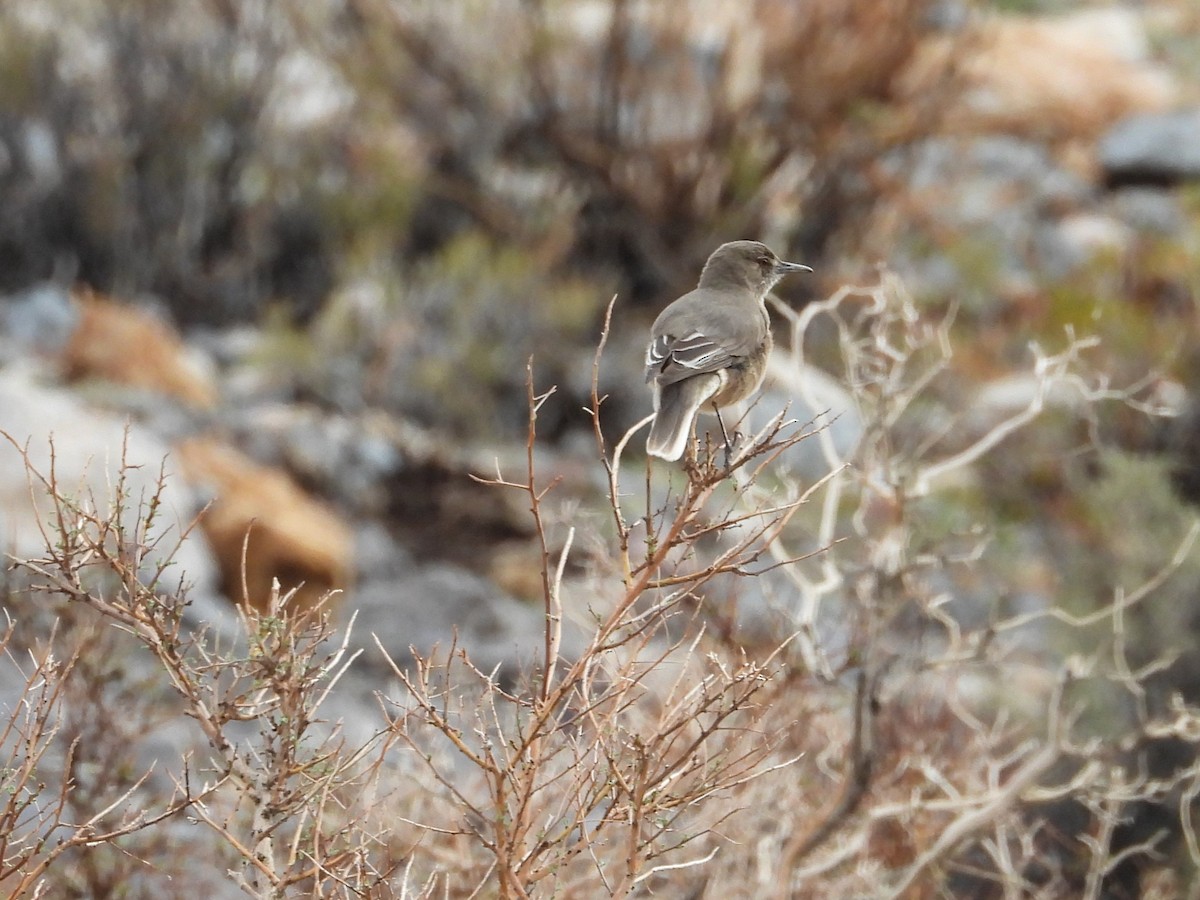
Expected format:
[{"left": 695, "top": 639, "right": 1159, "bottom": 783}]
[{"left": 647, "top": 287, "right": 768, "bottom": 387}]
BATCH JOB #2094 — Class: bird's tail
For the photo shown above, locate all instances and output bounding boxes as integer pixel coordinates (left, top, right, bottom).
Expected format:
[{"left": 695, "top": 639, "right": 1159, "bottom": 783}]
[{"left": 647, "top": 376, "right": 720, "bottom": 461}]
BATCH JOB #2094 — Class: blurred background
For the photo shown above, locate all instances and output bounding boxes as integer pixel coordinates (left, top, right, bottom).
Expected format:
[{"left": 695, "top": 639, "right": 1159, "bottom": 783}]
[{"left": 4, "top": 0, "right": 1200, "bottom": 892}]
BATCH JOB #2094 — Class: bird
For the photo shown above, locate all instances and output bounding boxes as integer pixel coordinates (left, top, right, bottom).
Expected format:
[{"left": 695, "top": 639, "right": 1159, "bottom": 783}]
[{"left": 644, "top": 240, "right": 811, "bottom": 462}]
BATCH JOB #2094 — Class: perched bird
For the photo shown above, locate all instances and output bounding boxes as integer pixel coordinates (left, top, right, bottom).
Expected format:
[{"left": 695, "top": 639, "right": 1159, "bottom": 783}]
[{"left": 645, "top": 240, "right": 811, "bottom": 461}]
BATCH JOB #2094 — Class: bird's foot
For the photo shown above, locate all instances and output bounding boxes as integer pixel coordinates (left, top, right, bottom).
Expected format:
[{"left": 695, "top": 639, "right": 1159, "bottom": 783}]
[{"left": 722, "top": 430, "right": 745, "bottom": 470}]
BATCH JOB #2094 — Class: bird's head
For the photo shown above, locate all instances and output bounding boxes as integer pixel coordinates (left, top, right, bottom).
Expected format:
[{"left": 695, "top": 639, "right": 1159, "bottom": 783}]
[{"left": 697, "top": 240, "right": 811, "bottom": 295}]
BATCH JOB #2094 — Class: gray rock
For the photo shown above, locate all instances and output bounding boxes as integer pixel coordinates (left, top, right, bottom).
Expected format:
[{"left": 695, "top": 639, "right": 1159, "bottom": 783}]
[
  {"left": 1109, "top": 186, "right": 1185, "bottom": 234},
  {"left": 349, "top": 563, "right": 569, "bottom": 686},
  {"left": 883, "top": 136, "right": 1095, "bottom": 307},
  {"left": 1099, "top": 109, "right": 1200, "bottom": 184},
  {"left": 898, "top": 136, "right": 1090, "bottom": 213},
  {"left": 221, "top": 403, "right": 404, "bottom": 514},
  {"left": 354, "top": 520, "right": 416, "bottom": 583},
  {"left": 1037, "top": 212, "right": 1133, "bottom": 280},
  {"left": 0, "top": 363, "right": 222, "bottom": 618},
  {"left": 740, "top": 355, "right": 864, "bottom": 483},
  {"left": 0, "top": 282, "right": 79, "bottom": 353}
]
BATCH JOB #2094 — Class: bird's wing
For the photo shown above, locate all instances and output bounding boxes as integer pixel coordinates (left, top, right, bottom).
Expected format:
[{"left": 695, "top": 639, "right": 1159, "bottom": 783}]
[
  {"left": 645, "top": 331, "right": 740, "bottom": 385},
  {"left": 646, "top": 289, "right": 761, "bottom": 386}
]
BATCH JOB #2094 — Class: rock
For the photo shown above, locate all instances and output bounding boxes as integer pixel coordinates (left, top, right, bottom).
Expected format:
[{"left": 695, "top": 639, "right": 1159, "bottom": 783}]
[
  {"left": 743, "top": 353, "right": 864, "bottom": 483},
  {"left": 350, "top": 563, "right": 575, "bottom": 685},
  {"left": 61, "top": 287, "right": 218, "bottom": 409},
  {"left": 1039, "top": 212, "right": 1133, "bottom": 279},
  {"left": 898, "top": 9, "right": 1175, "bottom": 141},
  {"left": 230, "top": 404, "right": 403, "bottom": 515},
  {"left": 353, "top": 520, "right": 415, "bottom": 584},
  {"left": 1109, "top": 187, "right": 1184, "bottom": 235},
  {"left": 0, "top": 282, "right": 79, "bottom": 353},
  {"left": 900, "top": 136, "right": 1091, "bottom": 216},
  {"left": 0, "top": 363, "right": 220, "bottom": 608},
  {"left": 216, "top": 400, "right": 555, "bottom": 596},
  {"left": 173, "top": 437, "right": 353, "bottom": 614},
  {"left": 876, "top": 135, "right": 1093, "bottom": 306},
  {"left": 1099, "top": 109, "right": 1200, "bottom": 186}
]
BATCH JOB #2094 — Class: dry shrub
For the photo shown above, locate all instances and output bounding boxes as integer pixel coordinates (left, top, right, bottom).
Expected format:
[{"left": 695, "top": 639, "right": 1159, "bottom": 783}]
[
  {"left": 312, "top": 0, "right": 947, "bottom": 294},
  {"left": 374, "top": 336, "right": 821, "bottom": 895},
  {"left": 2, "top": 440, "right": 396, "bottom": 895},
  {"left": 366, "top": 282, "right": 1199, "bottom": 897},
  {"left": 0, "top": 0, "right": 336, "bottom": 323},
  {"left": 760, "top": 0, "right": 934, "bottom": 127},
  {"left": 4, "top": 279, "right": 1200, "bottom": 897},
  {"left": 0, "top": 0, "right": 956, "bottom": 311}
]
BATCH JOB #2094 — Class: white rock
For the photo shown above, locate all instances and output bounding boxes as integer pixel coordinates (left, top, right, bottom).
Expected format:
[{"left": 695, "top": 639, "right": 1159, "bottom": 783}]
[
  {"left": 0, "top": 363, "right": 218, "bottom": 603},
  {"left": 1051, "top": 212, "right": 1134, "bottom": 272}
]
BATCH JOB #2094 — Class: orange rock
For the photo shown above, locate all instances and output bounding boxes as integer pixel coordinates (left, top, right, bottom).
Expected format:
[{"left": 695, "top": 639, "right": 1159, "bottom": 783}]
[
  {"left": 62, "top": 287, "right": 217, "bottom": 409},
  {"left": 897, "top": 11, "right": 1176, "bottom": 142},
  {"left": 173, "top": 437, "right": 352, "bottom": 615}
]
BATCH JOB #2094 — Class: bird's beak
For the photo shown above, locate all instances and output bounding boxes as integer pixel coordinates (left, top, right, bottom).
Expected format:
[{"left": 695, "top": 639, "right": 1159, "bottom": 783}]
[{"left": 774, "top": 260, "right": 813, "bottom": 276}]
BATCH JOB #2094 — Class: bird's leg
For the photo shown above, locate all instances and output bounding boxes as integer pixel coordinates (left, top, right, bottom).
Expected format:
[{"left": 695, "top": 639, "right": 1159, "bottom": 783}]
[{"left": 715, "top": 408, "right": 734, "bottom": 468}]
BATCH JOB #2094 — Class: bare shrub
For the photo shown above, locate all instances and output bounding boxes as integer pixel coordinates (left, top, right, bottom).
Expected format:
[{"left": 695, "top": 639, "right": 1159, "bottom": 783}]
[
  {"left": 742, "top": 274, "right": 1198, "bottom": 897},
  {"left": 371, "top": 282, "right": 1199, "bottom": 896},
  {"left": 1, "top": 436, "right": 399, "bottom": 897},
  {"left": 379, "top": 315, "right": 819, "bottom": 893},
  {"left": 0, "top": 604, "right": 203, "bottom": 898},
  {"left": 3, "top": 277, "right": 1200, "bottom": 896}
]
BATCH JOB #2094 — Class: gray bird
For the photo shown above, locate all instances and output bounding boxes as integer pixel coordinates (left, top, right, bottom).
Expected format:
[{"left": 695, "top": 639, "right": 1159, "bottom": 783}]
[{"left": 645, "top": 241, "right": 811, "bottom": 461}]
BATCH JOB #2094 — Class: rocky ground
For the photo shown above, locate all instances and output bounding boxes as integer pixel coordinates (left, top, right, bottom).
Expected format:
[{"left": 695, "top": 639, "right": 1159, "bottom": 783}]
[{"left": 5, "top": 1, "right": 1200, "bottom": 894}]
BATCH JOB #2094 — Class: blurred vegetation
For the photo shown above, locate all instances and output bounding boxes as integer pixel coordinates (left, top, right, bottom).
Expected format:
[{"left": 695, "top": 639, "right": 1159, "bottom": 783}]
[
  {"left": 0, "top": 0, "right": 945, "bottom": 309},
  {"left": 0, "top": 0, "right": 968, "bottom": 440},
  {"left": 0, "top": 1, "right": 338, "bottom": 323},
  {"left": 287, "top": 231, "right": 605, "bottom": 437}
]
